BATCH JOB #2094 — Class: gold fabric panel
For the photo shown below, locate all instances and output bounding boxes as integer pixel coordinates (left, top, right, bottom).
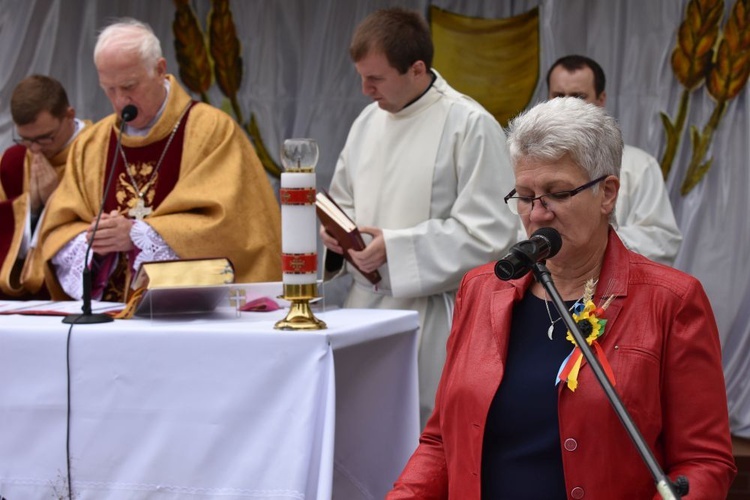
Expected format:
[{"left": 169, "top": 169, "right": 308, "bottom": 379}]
[{"left": 431, "top": 6, "right": 540, "bottom": 127}]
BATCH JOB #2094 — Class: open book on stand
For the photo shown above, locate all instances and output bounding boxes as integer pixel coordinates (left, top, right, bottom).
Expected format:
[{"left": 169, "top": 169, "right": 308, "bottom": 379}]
[
  {"left": 315, "top": 191, "right": 382, "bottom": 285},
  {"left": 119, "top": 258, "right": 236, "bottom": 318}
]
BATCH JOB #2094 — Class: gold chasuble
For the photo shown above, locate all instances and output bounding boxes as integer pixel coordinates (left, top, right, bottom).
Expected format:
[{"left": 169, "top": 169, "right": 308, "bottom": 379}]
[
  {"left": 0, "top": 132, "right": 87, "bottom": 299},
  {"left": 41, "top": 75, "right": 282, "bottom": 301}
]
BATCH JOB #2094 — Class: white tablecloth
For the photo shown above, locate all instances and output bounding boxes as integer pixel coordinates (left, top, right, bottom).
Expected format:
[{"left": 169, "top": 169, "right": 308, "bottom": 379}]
[{"left": 0, "top": 307, "right": 420, "bottom": 499}]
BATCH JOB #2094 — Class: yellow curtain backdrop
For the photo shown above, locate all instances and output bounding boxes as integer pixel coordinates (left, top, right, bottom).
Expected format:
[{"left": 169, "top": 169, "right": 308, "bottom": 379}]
[{"left": 430, "top": 6, "right": 540, "bottom": 127}]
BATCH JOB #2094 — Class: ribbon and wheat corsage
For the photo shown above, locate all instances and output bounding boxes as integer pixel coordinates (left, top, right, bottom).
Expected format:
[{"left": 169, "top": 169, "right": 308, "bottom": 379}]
[{"left": 556, "top": 300, "right": 615, "bottom": 392}]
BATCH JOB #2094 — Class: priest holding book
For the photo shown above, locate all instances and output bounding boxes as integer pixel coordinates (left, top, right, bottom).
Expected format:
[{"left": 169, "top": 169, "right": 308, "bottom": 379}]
[{"left": 321, "top": 7, "right": 518, "bottom": 425}]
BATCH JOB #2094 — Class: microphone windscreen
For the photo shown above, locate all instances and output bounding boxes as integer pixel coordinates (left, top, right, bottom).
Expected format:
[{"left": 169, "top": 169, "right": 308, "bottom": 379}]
[
  {"left": 121, "top": 105, "right": 138, "bottom": 122},
  {"left": 532, "top": 227, "right": 562, "bottom": 259}
]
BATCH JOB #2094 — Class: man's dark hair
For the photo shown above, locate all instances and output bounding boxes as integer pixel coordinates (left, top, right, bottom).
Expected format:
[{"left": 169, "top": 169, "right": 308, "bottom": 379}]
[
  {"left": 350, "top": 7, "right": 433, "bottom": 74},
  {"left": 546, "top": 55, "right": 606, "bottom": 97},
  {"left": 10, "top": 75, "right": 70, "bottom": 125}
]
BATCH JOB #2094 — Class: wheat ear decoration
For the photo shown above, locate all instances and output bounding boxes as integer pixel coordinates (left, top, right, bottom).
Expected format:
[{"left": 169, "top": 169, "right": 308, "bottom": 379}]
[
  {"left": 682, "top": 0, "right": 750, "bottom": 194},
  {"left": 582, "top": 278, "right": 598, "bottom": 305},
  {"left": 707, "top": 0, "right": 750, "bottom": 102},
  {"left": 209, "top": 0, "right": 244, "bottom": 123},
  {"left": 673, "top": 0, "right": 724, "bottom": 89},
  {"left": 660, "top": 0, "right": 724, "bottom": 179},
  {"left": 173, "top": 0, "right": 213, "bottom": 102}
]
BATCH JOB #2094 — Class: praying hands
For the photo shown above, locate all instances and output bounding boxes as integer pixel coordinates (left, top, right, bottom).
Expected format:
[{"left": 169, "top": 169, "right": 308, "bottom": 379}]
[
  {"left": 28, "top": 152, "right": 58, "bottom": 214},
  {"left": 88, "top": 210, "right": 135, "bottom": 255}
]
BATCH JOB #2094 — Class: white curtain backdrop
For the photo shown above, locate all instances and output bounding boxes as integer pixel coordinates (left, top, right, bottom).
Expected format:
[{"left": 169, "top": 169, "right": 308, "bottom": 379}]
[{"left": 1, "top": 0, "right": 748, "bottom": 437}]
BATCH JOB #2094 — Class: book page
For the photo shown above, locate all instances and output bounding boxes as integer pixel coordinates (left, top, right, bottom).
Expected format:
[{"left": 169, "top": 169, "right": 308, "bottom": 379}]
[{"left": 316, "top": 192, "right": 356, "bottom": 231}]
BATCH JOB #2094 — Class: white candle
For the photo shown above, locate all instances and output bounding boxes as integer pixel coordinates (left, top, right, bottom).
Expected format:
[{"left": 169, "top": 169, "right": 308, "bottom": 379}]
[{"left": 280, "top": 172, "right": 317, "bottom": 285}]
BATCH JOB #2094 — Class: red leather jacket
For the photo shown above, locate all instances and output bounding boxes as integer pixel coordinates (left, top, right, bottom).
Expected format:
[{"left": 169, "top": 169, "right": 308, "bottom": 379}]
[{"left": 389, "top": 229, "right": 736, "bottom": 499}]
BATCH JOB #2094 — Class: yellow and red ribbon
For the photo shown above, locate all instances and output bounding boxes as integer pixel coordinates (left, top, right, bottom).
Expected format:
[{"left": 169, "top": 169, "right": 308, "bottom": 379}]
[{"left": 556, "top": 300, "right": 616, "bottom": 391}]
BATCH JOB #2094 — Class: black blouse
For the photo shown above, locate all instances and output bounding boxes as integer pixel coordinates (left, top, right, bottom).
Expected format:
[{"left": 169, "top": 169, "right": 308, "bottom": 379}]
[{"left": 481, "top": 293, "right": 577, "bottom": 499}]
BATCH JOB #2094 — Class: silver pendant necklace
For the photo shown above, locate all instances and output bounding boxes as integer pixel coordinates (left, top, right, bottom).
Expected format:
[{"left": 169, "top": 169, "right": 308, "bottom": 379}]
[
  {"left": 120, "top": 102, "right": 191, "bottom": 220},
  {"left": 542, "top": 282, "right": 597, "bottom": 340},
  {"left": 543, "top": 293, "right": 578, "bottom": 340}
]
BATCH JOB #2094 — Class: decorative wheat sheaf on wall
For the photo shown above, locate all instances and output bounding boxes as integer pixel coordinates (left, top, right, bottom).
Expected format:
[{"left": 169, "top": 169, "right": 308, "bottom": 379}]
[
  {"left": 172, "top": 0, "right": 282, "bottom": 177},
  {"left": 661, "top": 0, "right": 750, "bottom": 195}
]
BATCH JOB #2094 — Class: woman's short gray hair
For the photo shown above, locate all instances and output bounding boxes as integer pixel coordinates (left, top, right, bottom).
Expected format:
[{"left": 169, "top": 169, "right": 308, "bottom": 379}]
[
  {"left": 506, "top": 97, "right": 623, "bottom": 181},
  {"left": 94, "top": 18, "right": 162, "bottom": 74}
]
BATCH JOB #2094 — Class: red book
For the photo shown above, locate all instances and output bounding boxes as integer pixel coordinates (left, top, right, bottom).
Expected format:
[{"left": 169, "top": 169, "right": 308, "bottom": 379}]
[{"left": 315, "top": 191, "right": 382, "bottom": 285}]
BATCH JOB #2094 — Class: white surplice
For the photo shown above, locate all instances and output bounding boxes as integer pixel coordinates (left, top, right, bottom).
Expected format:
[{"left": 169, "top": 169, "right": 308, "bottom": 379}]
[
  {"left": 615, "top": 145, "right": 682, "bottom": 265},
  {"left": 328, "top": 70, "right": 519, "bottom": 423}
]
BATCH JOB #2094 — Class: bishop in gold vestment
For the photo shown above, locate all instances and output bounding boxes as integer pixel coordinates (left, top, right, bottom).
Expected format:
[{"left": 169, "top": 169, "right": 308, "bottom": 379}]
[{"left": 41, "top": 73, "right": 282, "bottom": 301}]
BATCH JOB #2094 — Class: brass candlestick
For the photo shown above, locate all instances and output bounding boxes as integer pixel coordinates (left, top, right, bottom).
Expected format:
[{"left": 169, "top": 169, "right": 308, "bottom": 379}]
[{"left": 274, "top": 283, "right": 326, "bottom": 330}]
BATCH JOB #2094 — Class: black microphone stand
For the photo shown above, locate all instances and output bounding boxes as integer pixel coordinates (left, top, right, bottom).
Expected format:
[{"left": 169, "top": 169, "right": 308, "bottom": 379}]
[
  {"left": 63, "top": 107, "right": 136, "bottom": 324},
  {"left": 532, "top": 261, "right": 689, "bottom": 499}
]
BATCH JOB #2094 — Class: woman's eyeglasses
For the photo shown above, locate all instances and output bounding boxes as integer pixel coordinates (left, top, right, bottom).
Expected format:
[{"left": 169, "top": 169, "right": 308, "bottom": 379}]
[{"left": 504, "top": 176, "right": 608, "bottom": 215}]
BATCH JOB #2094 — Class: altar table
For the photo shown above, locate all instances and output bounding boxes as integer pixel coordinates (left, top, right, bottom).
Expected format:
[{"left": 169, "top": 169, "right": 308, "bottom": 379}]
[{"left": 0, "top": 307, "right": 420, "bottom": 499}]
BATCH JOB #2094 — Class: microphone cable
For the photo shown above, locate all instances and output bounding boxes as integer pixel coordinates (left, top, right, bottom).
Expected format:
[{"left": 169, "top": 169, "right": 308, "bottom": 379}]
[
  {"left": 63, "top": 104, "right": 138, "bottom": 498},
  {"left": 65, "top": 321, "right": 75, "bottom": 500}
]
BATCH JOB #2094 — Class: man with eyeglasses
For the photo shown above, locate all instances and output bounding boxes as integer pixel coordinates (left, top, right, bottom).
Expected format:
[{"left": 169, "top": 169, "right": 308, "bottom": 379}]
[
  {"left": 0, "top": 75, "right": 89, "bottom": 299},
  {"left": 546, "top": 55, "right": 682, "bottom": 265}
]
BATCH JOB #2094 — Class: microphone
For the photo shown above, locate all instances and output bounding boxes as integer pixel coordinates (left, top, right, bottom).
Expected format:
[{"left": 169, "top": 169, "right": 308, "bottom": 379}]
[
  {"left": 121, "top": 105, "right": 138, "bottom": 122},
  {"left": 494, "top": 227, "right": 562, "bottom": 281},
  {"left": 63, "top": 105, "right": 138, "bottom": 324}
]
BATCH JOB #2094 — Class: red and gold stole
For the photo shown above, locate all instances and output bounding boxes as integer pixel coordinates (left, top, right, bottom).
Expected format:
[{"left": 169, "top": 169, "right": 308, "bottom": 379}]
[
  {"left": 0, "top": 144, "right": 27, "bottom": 200},
  {"left": 0, "top": 145, "right": 29, "bottom": 298},
  {"left": 96, "top": 103, "right": 196, "bottom": 302}
]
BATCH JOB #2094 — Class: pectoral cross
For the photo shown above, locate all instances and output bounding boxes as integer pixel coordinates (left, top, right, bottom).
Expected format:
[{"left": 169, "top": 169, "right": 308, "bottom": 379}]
[{"left": 128, "top": 198, "right": 152, "bottom": 220}]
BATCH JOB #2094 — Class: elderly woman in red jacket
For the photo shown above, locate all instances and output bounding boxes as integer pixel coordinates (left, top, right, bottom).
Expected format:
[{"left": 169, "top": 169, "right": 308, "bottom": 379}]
[{"left": 388, "top": 97, "right": 736, "bottom": 499}]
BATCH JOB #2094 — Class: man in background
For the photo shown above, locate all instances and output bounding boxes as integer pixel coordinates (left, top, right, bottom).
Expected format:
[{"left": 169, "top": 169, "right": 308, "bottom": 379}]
[
  {"left": 321, "top": 8, "right": 519, "bottom": 425},
  {"left": 0, "top": 75, "right": 89, "bottom": 298},
  {"left": 547, "top": 54, "right": 682, "bottom": 265},
  {"left": 41, "top": 18, "right": 281, "bottom": 302}
]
